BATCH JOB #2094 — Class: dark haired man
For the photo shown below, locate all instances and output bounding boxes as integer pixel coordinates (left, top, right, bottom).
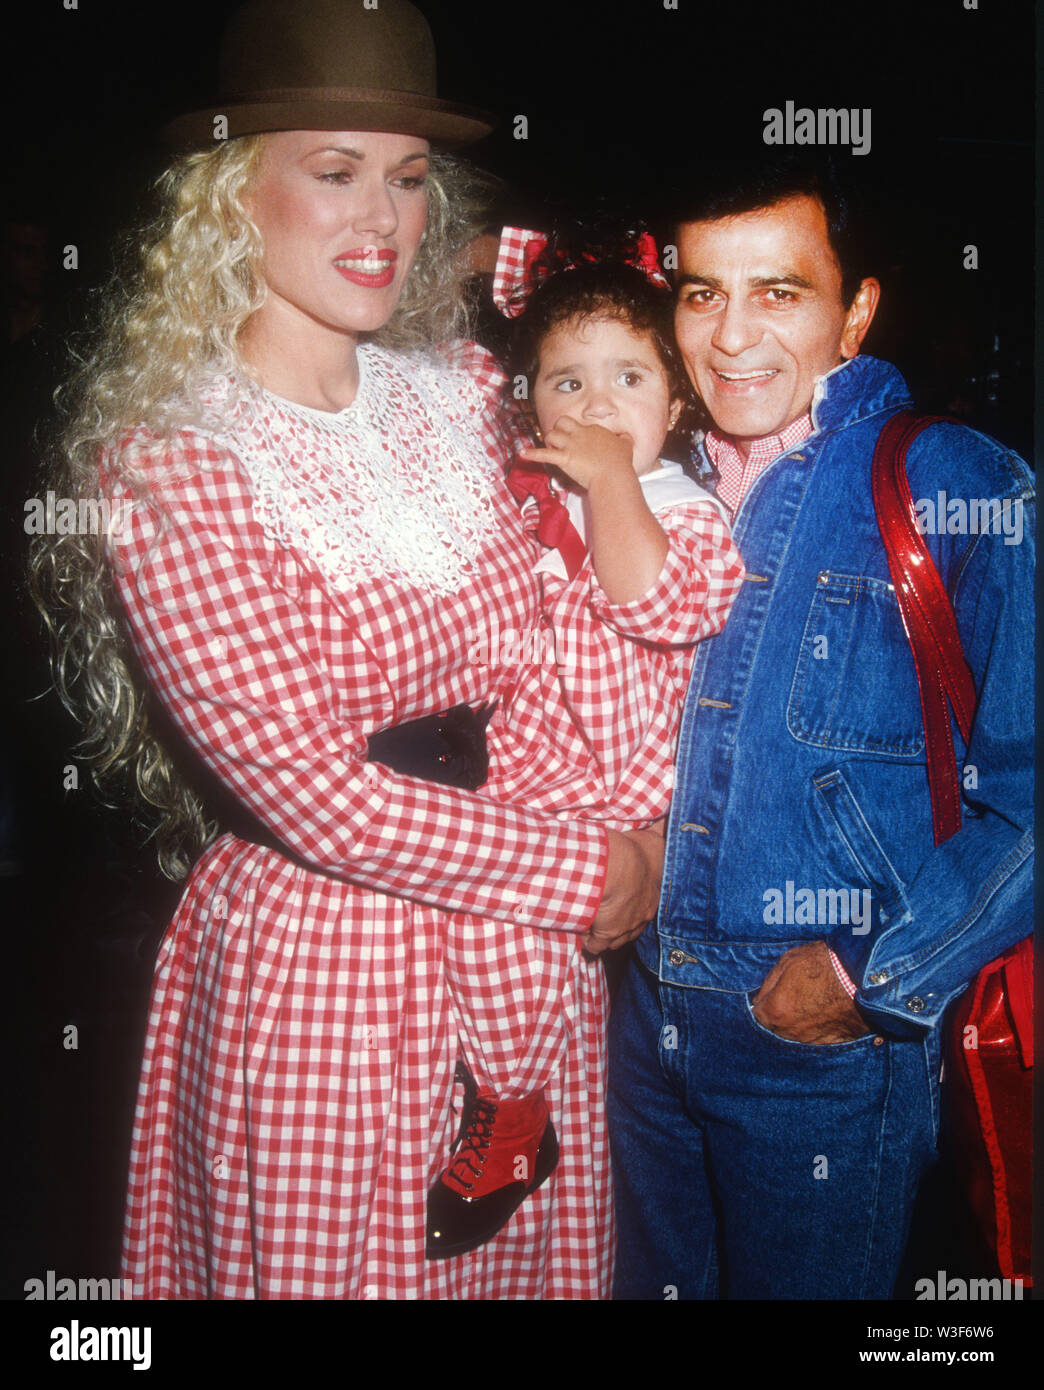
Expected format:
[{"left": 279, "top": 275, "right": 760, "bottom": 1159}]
[{"left": 608, "top": 164, "right": 1034, "bottom": 1299}]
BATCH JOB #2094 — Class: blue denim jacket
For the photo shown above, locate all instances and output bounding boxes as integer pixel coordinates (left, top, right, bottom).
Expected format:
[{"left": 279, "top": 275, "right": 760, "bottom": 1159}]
[{"left": 638, "top": 355, "right": 1034, "bottom": 1038}]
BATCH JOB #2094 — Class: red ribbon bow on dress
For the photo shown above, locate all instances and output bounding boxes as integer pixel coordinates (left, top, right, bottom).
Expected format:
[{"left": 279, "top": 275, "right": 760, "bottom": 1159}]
[
  {"left": 504, "top": 464, "right": 588, "bottom": 580},
  {"left": 491, "top": 225, "right": 670, "bottom": 319}
]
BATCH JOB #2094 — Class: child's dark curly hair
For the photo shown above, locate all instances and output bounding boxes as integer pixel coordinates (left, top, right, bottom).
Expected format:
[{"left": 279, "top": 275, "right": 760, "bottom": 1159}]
[{"left": 502, "top": 226, "right": 708, "bottom": 465}]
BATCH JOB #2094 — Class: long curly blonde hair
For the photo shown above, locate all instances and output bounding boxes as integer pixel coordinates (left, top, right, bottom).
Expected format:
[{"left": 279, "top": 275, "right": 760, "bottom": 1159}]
[{"left": 30, "top": 135, "right": 490, "bottom": 880}]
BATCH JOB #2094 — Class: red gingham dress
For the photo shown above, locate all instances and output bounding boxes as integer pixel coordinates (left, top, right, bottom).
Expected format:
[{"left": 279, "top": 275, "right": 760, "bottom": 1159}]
[
  {"left": 445, "top": 472, "right": 744, "bottom": 1098},
  {"left": 110, "top": 345, "right": 615, "bottom": 1300}
]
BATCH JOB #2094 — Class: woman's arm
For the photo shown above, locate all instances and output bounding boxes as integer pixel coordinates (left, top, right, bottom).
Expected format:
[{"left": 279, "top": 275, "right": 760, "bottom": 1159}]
[{"left": 106, "top": 430, "right": 643, "bottom": 936}]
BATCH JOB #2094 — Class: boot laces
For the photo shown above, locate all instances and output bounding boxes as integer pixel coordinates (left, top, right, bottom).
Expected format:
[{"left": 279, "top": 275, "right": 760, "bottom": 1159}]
[{"left": 447, "top": 1095, "right": 498, "bottom": 1192}]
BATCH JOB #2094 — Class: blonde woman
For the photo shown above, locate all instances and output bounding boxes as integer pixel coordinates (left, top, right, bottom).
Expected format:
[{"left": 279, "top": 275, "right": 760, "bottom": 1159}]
[{"left": 32, "top": 0, "right": 661, "bottom": 1298}]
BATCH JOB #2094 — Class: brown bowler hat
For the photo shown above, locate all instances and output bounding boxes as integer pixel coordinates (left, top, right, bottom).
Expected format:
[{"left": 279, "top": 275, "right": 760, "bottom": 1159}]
[{"left": 164, "top": 0, "right": 494, "bottom": 149}]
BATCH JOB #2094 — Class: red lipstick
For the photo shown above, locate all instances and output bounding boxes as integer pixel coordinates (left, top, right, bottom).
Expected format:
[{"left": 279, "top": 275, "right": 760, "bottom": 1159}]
[{"left": 333, "top": 248, "right": 397, "bottom": 288}]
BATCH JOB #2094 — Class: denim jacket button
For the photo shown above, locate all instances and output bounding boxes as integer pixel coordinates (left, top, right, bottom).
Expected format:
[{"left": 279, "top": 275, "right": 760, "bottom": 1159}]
[
  {"left": 667, "top": 949, "right": 687, "bottom": 967},
  {"left": 906, "top": 996, "right": 926, "bottom": 1013},
  {"left": 868, "top": 971, "right": 888, "bottom": 985}
]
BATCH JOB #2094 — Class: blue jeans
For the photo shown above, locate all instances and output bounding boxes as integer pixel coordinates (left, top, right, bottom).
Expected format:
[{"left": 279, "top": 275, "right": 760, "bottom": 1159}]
[{"left": 608, "top": 959, "right": 941, "bottom": 1299}]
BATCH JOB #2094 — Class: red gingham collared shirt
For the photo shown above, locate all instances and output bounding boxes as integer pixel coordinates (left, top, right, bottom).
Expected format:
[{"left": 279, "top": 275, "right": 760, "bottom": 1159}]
[
  {"left": 703, "top": 410, "right": 860, "bottom": 1005},
  {"left": 704, "top": 412, "right": 813, "bottom": 517}
]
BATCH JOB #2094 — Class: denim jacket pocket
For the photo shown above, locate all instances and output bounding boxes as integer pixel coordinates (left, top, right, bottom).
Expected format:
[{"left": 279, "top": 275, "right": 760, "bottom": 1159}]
[
  {"left": 787, "top": 572, "right": 925, "bottom": 755},
  {"left": 812, "top": 767, "right": 911, "bottom": 927}
]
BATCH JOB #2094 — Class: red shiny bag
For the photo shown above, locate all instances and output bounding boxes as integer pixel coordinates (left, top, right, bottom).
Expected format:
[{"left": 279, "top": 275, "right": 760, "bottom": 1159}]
[
  {"left": 872, "top": 411, "right": 1032, "bottom": 1286},
  {"left": 948, "top": 937, "right": 1033, "bottom": 1282}
]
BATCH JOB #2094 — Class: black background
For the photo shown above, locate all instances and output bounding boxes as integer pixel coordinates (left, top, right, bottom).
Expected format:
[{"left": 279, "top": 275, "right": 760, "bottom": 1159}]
[
  {"left": 1, "top": 0, "right": 1036, "bottom": 1335},
  {"left": 6, "top": 0, "right": 1036, "bottom": 445}
]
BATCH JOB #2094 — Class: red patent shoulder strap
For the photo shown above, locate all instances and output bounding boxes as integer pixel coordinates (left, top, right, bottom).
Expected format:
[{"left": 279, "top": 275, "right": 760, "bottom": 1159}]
[{"left": 871, "top": 411, "right": 977, "bottom": 846}]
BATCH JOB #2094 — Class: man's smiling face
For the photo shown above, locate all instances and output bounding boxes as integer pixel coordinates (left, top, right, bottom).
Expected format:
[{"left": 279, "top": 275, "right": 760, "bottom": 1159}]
[{"left": 673, "top": 194, "right": 877, "bottom": 451}]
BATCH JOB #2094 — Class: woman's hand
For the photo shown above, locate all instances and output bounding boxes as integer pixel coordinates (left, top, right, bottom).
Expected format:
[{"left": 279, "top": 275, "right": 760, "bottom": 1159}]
[{"left": 583, "top": 824, "right": 665, "bottom": 954}]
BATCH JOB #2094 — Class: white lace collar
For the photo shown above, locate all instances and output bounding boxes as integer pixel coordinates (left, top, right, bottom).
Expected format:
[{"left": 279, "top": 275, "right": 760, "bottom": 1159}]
[{"left": 201, "top": 344, "right": 501, "bottom": 596}]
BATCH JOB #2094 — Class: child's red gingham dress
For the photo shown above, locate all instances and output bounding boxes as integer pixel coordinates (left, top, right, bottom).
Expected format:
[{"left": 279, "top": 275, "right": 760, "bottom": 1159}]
[
  {"left": 109, "top": 345, "right": 615, "bottom": 1299},
  {"left": 444, "top": 468, "right": 744, "bottom": 1100}
]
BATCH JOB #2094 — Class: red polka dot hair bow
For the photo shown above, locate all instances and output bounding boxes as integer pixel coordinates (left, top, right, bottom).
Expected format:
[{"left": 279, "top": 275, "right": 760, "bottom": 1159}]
[{"left": 491, "top": 225, "right": 670, "bottom": 319}]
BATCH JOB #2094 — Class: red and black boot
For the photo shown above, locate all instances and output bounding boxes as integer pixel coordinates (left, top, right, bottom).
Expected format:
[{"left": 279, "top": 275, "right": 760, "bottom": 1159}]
[{"left": 426, "top": 1061, "right": 559, "bottom": 1259}]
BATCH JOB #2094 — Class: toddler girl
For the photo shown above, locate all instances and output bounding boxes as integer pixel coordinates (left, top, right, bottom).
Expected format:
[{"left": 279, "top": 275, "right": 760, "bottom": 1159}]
[{"left": 426, "top": 230, "right": 745, "bottom": 1263}]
